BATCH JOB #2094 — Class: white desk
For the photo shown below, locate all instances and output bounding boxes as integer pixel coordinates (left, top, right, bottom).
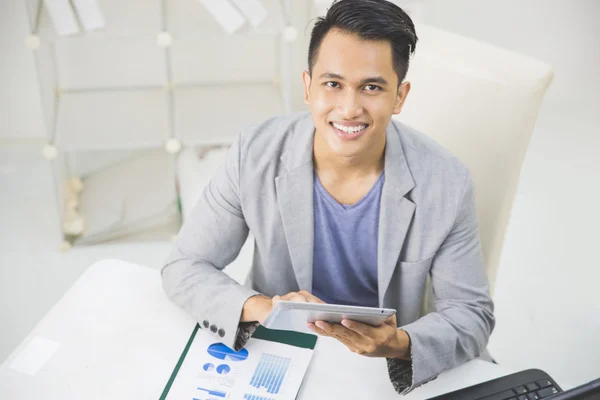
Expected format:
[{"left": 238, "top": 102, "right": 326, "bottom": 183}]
[{"left": 0, "top": 260, "right": 514, "bottom": 399}]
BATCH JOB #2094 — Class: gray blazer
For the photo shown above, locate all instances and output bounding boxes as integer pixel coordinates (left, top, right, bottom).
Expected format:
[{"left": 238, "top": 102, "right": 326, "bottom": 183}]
[{"left": 162, "top": 112, "right": 495, "bottom": 394}]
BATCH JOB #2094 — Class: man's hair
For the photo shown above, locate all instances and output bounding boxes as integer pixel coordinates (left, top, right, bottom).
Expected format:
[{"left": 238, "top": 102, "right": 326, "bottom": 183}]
[{"left": 308, "top": 0, "right": 418, "bottom": 85}]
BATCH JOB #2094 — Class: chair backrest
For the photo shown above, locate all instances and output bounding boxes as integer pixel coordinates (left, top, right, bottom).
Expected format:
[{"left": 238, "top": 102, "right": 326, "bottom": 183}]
[{"left": 394, "top": 24, "right": 554, "bottom": 295}]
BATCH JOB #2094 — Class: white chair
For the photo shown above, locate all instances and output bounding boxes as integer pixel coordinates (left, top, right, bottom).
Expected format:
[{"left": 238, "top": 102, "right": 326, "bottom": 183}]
[{"left": 396, "top": 24, "right": 554, "bottom": 294}]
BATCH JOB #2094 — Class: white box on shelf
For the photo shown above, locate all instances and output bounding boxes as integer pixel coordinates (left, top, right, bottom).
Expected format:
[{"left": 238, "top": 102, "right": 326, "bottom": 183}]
[
  {"left": 168, "top": 0, "right": 284, "bottom": 38},
  {"left": 62, "top": 149, "right": 179, "bottom": 244},
  {"left": 43, "top": 0, "right": 80, "bottom": 36},
  {"left": 71, "top": 0, "right": 106, "bottom": 32}
]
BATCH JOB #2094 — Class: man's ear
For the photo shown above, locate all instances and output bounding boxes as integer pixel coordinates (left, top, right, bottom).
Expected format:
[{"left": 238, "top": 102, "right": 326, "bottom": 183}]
[
  {"left": 302, "top": 70, "right": 312, "bottom": 105},
  {"left": 393, "top": 81, "right": 411, "bottom": 114}
]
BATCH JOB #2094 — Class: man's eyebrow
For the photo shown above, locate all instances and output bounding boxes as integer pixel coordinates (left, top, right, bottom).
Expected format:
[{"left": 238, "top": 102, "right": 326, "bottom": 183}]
[
  {"left": 318, "top": 72, "right": 389, "bottom": 86},
  {"left": 319, "top": 72, "right": 344, "bottom": 80},
  {"left": 360, "top": 76, "right": 389, "bottom": 86}
]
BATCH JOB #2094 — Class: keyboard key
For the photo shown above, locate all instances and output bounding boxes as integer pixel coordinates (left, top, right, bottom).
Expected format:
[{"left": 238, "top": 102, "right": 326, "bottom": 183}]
[
  {"left": 526, "top": 383, "right": 540, "bottom": 392},
  {"left": 537, "top": 387, "right": 560, "bottom": 398},
  {"left": 518, "top": 396, "right": 528, "bottom": 400},
  {"left": 482, "top": 389, "right": 520, "bottom": 400},
  {"left": 536, "top": 379, "right": 553, "bottom": 388},
  {"left": 527, "top": 393, "right": 540, "bottom": 400},
  {"left": 514, "top": 386, "right": 528, "bottom": 395}
]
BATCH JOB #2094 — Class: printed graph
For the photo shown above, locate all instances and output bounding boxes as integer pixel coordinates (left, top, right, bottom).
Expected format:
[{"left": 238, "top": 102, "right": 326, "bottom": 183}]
[
  {"left": 207, "top": 343, "right": 249, "bottom": 362},
  {"left": 244, "top": 394, "right": 274, "bottom": 400},
  {"left": 216, "top": 364, "right": 231, "bottom": 375},
  {"left": 202, "top": 363, "right": 215, "bottom": 372},
  {"left": 195, "top": 387, "right": 227, "bottom": 398},
  {"left": 249, "top": 353, "right": 290, "bottom": 394}
]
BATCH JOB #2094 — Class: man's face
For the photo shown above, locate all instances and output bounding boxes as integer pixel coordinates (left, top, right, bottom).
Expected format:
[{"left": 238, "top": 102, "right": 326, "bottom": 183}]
[{"left": 303, "top": 29, "right": 410, "bottom": 159}]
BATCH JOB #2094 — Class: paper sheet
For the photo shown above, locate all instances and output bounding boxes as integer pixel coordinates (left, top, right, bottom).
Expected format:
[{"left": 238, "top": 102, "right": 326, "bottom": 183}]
[
  {"left": 231, "top": 0, "right": 268, "bottom": 28},
  {"left": 72, "top": 0, "right": 106, "bottom": 31},
  {"left": 165, "top": 330, "right": 314, "bottom": 400},
  {"left": 44, "top": 0, "right": 80, "bottom": 36},
  {"left": 9, "top": 337, "right": 61, "bottom": 376}
]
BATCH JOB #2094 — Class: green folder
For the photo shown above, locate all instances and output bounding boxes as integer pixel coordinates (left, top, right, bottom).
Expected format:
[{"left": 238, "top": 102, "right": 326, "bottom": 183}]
[{"left": 159, "top": 324, "right": 317, "bottom": 399}]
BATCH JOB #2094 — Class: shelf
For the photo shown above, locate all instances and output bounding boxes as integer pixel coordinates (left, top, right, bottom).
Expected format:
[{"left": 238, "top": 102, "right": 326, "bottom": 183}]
[
  {"left": 170, "top": 37, "right": 277, "bottom": 84},
  {"left": 74, "top": 149, "right": 179, "bottom": 244},
  {"left": 34, "top": 0, "right": 163, "bottom": 41},
  {"left": 34, "top": 0, "right": 286, "bottom": 41},
  {"left": 174, "top": 83, "right": 283, "bottom": 146},
  {"left": 167, "top": 0, "right": 286, "bottom": 38},
  {"left": 54, "top": 89, "right": 169, "bottom": 151},
  {"left": 54, "top": 37, "right": 167, "bottom": 89}
]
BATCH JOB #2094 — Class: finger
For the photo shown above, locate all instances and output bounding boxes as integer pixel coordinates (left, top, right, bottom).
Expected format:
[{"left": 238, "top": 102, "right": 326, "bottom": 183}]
[
  {"left": 316, "top": 321, "right": 363, "bottom": 343},
  {"left": 297, "top": 290, "right": 326, "bottom": 304},
  {"left": 280, "top": 292, "right": 308, "bottom": 303},
  {"left": 279, "top": 292, "right": 298, "bottom": 300},
  {"left": 307, "top": 322, "right": 336, "bottom": 338},
  {"left": 341, "top": 319, "right": 378, "bottom": 337}
]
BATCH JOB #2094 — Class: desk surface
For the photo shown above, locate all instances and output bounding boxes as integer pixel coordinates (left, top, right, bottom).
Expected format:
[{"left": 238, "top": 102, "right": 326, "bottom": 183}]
[{"left": 1, "top": 260, "right": 513, "bottom": 399}]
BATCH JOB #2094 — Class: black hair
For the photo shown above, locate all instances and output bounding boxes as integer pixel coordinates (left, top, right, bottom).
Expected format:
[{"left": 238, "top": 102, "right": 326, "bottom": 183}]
[{"left": 308, "top": 0, "right": 418, "bottom": 85}]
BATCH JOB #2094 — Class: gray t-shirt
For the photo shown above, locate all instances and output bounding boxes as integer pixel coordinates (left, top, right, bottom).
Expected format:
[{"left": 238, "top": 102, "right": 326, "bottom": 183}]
[{"left": 312, "top": 171, "right": 385, "bottom": 307}]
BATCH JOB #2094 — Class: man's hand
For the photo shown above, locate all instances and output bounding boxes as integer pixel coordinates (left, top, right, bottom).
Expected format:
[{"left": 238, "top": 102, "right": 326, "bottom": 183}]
[
  {"left": 272, "top": 290, "right": 326, "bottom": 306},
  {"left": 241, "top": 290, "right": 325, "bottom": 324},
  {"left": 308, "top": 314, "right": 411, "bottom": 360}
]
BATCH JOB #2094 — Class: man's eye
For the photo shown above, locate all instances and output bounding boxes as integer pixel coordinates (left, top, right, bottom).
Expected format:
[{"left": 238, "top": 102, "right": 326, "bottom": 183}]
[
  {"left": 364, "top": 84, "right": 382, "bottom": 91},
  {"left": 326, "top": 81, "right": 340, "bottom": 88}
]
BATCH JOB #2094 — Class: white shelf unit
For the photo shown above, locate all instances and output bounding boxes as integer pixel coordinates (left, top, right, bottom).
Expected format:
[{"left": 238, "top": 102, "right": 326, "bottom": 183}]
[{"left": 25, "top": 0, "right": 295, "bottom": 246}]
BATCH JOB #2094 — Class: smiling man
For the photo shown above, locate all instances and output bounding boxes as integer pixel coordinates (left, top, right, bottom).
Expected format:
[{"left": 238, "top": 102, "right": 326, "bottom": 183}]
[{"left": 162, "top": 0, "right": 495, "bottom": 394}]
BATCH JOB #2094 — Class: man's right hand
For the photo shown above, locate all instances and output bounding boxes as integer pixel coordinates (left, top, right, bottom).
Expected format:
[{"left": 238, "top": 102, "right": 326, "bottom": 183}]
[{"left": 241, "top": 290, "right": 325, "bottom": 324}]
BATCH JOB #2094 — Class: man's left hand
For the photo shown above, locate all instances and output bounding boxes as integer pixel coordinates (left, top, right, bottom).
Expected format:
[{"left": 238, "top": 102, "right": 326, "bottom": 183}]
[{"left": 307, "top": 314, "right": 411, "bottom": 360}]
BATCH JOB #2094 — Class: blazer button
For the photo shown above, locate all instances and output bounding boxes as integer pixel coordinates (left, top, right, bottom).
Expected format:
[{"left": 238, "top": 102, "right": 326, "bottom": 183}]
[
  {"left": 218, "top": 329, "right": 225, "bottom": 337},
  {"left": 203, "top": 320, "right": 209, "bottom": 328},
  {"left": 210, "top": 325, "right": 218, "bottom": 333}
]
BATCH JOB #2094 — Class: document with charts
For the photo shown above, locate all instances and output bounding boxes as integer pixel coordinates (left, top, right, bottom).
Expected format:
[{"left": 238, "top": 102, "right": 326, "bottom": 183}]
[{"left": 160, "top": 325, "right": 317, "bottom": 400}]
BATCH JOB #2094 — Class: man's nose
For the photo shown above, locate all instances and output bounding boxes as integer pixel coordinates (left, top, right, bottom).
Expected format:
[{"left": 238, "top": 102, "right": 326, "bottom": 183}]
[{"left": 336, "top": 91, "right": 364, "bottom": 119}]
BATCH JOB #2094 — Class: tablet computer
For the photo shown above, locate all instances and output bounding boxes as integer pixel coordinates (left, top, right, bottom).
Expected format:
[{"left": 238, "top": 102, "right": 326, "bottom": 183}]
[{"left": 263, "top": 301, "right": 396, "bottom": 334}]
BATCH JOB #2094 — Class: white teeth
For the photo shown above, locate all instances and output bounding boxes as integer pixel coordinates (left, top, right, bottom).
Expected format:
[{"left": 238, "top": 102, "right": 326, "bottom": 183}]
[{"left": 332, "top": 123, "right": 367, "bottom": 133}]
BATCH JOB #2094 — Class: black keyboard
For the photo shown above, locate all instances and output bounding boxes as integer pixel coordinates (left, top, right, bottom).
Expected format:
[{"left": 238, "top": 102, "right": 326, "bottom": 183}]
[{"left": 427, "top": 369, "right": 563, "bottom": 400}]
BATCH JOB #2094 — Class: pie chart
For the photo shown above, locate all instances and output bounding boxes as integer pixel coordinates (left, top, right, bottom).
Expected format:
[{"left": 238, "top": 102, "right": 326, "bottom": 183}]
[
  {"left": 202, "top": 363, "right": 214, "bottom": 372},
  {"left": 207, "top": 343, "right": 249, "bottom": 362},
  {"left": 216, "top": 364, "right": 231, "bottom": 375}
]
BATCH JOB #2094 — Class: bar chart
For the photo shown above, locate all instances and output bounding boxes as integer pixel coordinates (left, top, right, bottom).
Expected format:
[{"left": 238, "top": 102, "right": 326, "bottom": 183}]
[
  {"left": 243, "top": 394, "right": 274, "bottom": 400},
  {"left": 249, "top": 353, "right": 291, "bottom": 394}
]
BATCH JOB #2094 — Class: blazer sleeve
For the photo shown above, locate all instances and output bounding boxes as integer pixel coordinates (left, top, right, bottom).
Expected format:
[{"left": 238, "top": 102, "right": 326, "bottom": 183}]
[
  {"left": 396, "top": 171, "right": 496, "bottom": 394},
  {"left": 161, "top": 132, "right": 261, "bottom": 350}
]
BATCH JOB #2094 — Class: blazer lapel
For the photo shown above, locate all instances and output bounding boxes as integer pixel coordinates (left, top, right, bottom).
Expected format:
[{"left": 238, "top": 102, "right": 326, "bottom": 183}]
[
  {"left": 275, "top": 114, "right": 315, "bottom": 291},
  {"left": 377, "top": 123, "right": 416, "bottom": 306}
]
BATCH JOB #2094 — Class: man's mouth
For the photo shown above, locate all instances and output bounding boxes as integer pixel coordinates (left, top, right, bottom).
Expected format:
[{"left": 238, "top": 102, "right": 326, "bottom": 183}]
[{"left": 330, "top": 122, "right": 369, "bottom": 140}]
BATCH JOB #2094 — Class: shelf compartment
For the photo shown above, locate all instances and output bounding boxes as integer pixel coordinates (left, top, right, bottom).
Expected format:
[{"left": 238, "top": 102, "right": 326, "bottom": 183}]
[
  {"left": 54, "top": 89, "right": 170, "bottom": 151},
  {"left": 174, "top": 83, "right": 283, "bottom": 146}
]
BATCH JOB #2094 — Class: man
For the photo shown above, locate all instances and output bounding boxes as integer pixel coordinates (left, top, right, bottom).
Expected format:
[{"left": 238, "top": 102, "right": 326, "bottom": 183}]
[{"left": 162, "top": 0, "right": 495, "bottom": 394}]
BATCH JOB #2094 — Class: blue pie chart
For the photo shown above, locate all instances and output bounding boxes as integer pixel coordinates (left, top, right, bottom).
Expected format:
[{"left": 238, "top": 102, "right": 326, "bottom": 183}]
[
  {"left": 216, "top": 364, "right": 231, "bottom": 375},
  {"left": 207, "top": 343, "right": 249, "bottom": 362},
  {"left": 203, "top": 363, "right": 214, "bottom": 372}
]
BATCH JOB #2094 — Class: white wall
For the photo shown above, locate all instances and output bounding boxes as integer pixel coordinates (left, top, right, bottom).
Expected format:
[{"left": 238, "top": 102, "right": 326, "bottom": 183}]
[{"left": 423, "top": 0, "right": 600, "bottom": 388}]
